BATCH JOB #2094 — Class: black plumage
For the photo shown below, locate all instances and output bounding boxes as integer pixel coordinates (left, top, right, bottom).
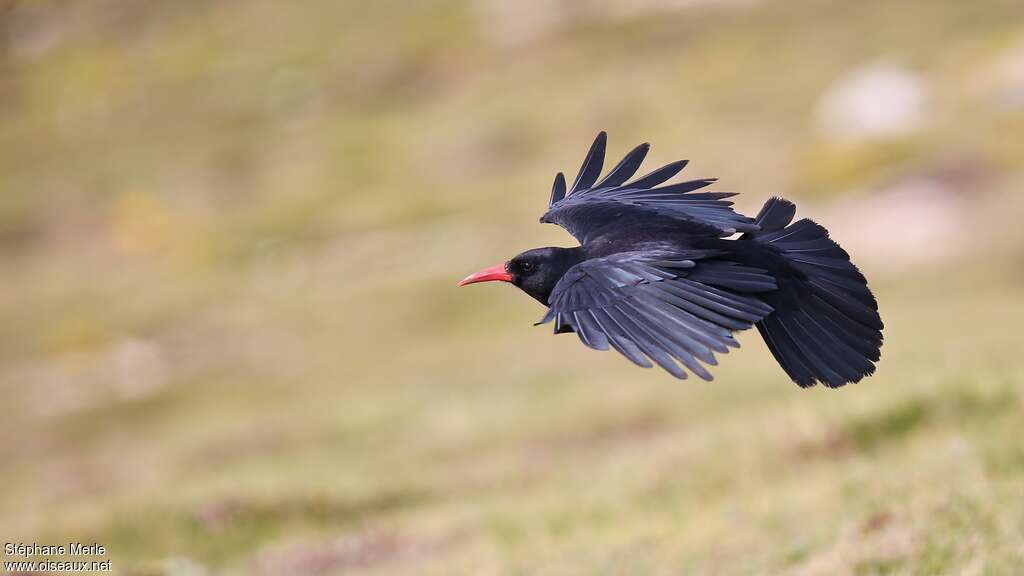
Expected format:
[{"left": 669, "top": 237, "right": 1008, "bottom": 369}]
[{"left": 460, "top": 133, "right": 883, "bottom": 387}]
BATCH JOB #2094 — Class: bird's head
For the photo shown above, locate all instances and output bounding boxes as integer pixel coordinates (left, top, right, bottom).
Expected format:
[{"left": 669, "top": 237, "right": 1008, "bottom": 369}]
[{"left": 459, "top": 247, "right": 583, "bottom": 305}]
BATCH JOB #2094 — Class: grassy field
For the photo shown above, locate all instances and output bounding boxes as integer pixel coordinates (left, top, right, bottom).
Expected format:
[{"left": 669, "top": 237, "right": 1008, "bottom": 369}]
[{"left": 2, "top": 0, "right": 1024, "bottom": 574}]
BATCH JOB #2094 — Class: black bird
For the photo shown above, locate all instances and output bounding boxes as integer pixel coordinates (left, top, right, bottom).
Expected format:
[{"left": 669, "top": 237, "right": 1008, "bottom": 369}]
[{"left": 460, "top": 133, "right": 883, "bottom": 387}]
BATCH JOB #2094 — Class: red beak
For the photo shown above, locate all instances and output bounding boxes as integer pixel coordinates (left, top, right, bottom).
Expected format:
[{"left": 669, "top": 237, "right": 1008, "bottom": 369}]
[{"left": 458, "top": 263, "right": 513, "bottom": 286}]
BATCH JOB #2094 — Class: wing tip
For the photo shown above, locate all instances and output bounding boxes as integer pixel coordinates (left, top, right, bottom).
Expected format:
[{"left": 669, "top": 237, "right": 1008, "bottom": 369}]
[
  {"left": 570, "top": 131, "right": 609, "bottom": 193},
  {"left": 549, "top": 171, "right": 567, "bottom": 206}
]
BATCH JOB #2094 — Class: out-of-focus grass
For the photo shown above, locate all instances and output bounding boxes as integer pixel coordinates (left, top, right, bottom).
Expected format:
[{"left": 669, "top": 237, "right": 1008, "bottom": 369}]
[{"left": 2, "top": 0, "right": 1024, "bottom": 574}]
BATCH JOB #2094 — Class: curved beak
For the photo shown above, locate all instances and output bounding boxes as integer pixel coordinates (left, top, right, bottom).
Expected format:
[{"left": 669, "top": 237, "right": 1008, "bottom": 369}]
[{"left": 458, "top": 263, "right": 512, "bottom": 286}]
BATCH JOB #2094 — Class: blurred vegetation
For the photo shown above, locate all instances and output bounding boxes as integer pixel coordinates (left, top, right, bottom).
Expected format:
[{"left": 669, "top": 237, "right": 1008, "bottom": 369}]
[{"left": 2, "top": 0, "right": 1024, "bottom": 574}]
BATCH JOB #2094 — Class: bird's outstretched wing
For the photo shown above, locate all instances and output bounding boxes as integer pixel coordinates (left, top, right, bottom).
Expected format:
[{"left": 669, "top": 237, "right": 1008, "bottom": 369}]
[
  {"left": 538, "top": 251, "right": 776, "bottom": 379},
  {"left": 542, "top": 132, "right": 758, "bottom": 243}
]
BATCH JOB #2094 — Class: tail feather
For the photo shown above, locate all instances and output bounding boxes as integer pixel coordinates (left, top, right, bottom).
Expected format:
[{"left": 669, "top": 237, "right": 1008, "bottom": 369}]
[
  {"left": 748, "top": 198, "right": 883, "bottom": 388},
  {"left": 753, "top": 196, "right": 797, "bottom": 232}
]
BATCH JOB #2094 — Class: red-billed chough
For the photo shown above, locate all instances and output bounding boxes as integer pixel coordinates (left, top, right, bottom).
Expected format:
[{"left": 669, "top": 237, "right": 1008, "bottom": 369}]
[{"left": 460, "top": 133, "right": 883, "bottom": 387}]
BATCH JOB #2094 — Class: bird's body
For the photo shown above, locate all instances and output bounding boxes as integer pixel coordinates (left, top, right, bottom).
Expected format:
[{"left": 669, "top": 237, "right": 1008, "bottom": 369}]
[{"left": 460, "top": 133, "right": 883, "bottom": 388}]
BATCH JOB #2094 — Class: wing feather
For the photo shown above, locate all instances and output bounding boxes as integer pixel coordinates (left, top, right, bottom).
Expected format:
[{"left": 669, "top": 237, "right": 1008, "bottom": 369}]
[
  {"left": 591, "top": 308, "right": 653, "bottom": 368},
  {"left": 593, "top": 143, "right": 650, "bottom": 189},
  {"left": 549, "top": 172, "right": 567, "bottom": 206},
  {"left": 626, "top": 159, "right": 689, "bottom": 189},
  {"left": 542, "top": 134, "right": 758, "bottom": 241},
  {"left": 623, "top": 299, "right": 715, "bottom": 379},
  {"left": 569, "top": 132, "right": 607, "bottom": 194},
  {"left": 540, "top": 253, "right": 774, "bottom": 379}
]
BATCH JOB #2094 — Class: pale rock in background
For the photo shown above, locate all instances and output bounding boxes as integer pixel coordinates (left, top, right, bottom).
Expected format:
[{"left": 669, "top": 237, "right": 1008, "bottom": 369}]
[{"left": 816, "top": 62, "right": 930, "bottom": 142}]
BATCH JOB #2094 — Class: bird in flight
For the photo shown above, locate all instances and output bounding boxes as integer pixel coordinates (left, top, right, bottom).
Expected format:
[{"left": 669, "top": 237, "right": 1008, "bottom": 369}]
[{"left": 459, "top": 133, "right": 882, "bottom": 387}]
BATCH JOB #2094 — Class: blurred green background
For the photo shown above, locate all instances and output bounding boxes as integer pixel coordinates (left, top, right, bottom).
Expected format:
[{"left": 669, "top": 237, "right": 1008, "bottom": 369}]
[{"left": 2, "top": 1, "right": 1024, "bottom": 574}]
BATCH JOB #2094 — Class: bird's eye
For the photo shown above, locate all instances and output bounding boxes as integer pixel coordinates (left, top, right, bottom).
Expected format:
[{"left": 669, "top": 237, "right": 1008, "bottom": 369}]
[{"left": 520, "top": 261, "right": 534, "bottom": 272}]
